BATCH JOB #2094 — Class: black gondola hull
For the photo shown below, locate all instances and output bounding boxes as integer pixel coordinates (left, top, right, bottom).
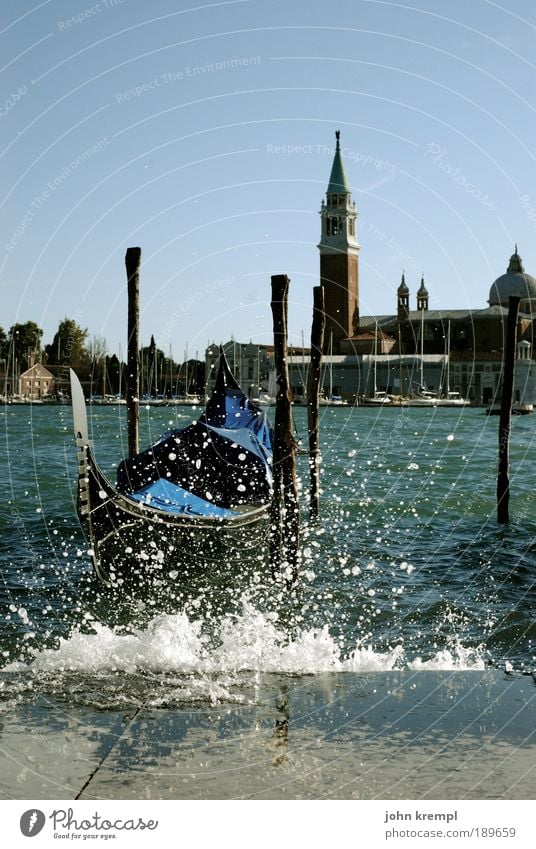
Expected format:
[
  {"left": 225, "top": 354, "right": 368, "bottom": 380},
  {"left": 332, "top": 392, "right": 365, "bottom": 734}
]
[{"left": 77, "top": 443, "right": 269, "bottom": 585}]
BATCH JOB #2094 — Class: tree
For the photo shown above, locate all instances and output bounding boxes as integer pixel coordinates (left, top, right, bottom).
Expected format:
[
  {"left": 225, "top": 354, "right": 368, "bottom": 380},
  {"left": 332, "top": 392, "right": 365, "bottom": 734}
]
[
  {"left": 106, "top": 353, "right": 122, "bottom": 395},
  {"left": 175, "top": 358, "right": 205, "bottom": 396},
  {"left": 0, "top": 327, "right": 8, "bottom": 361},
  {"left": 89, "top": 334, "right": 107, "bottom": 362},
  {"left": 8, "top": 321, "right": 43, "bottom": 371},
  {"left": 140, "top": 336, "right": 167, "bottom": 397},
  {"left": 44, "top": 318, "right": 90, "bottom": 371}
]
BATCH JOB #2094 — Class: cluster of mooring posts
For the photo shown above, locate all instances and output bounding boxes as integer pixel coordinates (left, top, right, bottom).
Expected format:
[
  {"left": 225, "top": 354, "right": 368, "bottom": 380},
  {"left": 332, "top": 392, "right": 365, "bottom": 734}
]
[
  {"left": 268, "top": 276, "right": 326, "bottom": 588},
  {"left": 123, "top": 251, "right": 518, "bottom": 591}
]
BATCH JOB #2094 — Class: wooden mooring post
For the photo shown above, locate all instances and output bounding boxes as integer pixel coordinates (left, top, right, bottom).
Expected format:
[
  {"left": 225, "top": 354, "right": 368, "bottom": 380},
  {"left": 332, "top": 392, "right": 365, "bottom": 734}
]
[
  {"left": 307, "top": 286, "right": 325, "bottom": 519},
  {"left": 497, "top": 295, "right": 520, "bottom": 524},
  {"left": 125, "top": 247, "right": 141, "bottom": 459},
  {"left": 269, "top": 274, "right": 299, "bottom": 585}
]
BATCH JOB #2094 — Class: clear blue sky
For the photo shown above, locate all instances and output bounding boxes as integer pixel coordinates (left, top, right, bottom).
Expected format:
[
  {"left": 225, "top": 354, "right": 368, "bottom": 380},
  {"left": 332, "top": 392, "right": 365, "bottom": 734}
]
[{"left": 2, "top": 0, "right": 536, "bottom": 358}]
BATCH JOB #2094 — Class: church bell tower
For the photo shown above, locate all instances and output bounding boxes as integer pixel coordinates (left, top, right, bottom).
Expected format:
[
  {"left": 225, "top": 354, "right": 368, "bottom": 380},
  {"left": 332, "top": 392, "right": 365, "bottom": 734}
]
[{"left": 318, "top": 131, "right": 359, "bottom": 351}]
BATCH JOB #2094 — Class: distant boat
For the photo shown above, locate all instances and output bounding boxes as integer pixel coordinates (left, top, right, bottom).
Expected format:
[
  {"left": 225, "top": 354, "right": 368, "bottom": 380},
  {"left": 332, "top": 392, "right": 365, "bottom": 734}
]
[
  {"left": 404, "top": 310, "right": 440, "bottom": 406},
  {"left": 171, "top": 395, "right": 202, "bottom": 407},
  {"left": 319, "top": 394, "right": 348, "bottom": 407},
  {"left": 90, "top": 395, "right": 126, "bottom": 406},
  {"left": 361, "top": 322, "right": 393, "bottom": 406},
  {"left": 360, "top": 391, "right": 392, "bottom": 407},
  {"left": 254, "top": 367, "right": 277, "bottom": 405},
  {"left": 318, "top": 331, "right": 348, "bottom": 406},
  {"left": 397, "top": 317, "right": 468, "bottom": 407},
  {"left": 486, "top": 402, "right": 533, "bottom": 416},
  {"left": 434, "top": 391, "right": 469, "bottom": 408},
  {"left": 435, "top": 322, "right": 468, "bottom": 406}
]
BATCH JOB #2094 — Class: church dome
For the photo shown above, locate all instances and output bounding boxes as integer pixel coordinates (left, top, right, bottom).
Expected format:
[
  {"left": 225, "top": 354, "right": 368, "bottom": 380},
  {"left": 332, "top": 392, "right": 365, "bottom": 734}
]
[
  {"left": 488, "top": 248, "right": 536, "bottom": 312},
  {"left": 417, "top": 276, "right": 428, "bottom": 297},
  {"left": 397, "top": 273, "right": 409, "bottom": 294}
]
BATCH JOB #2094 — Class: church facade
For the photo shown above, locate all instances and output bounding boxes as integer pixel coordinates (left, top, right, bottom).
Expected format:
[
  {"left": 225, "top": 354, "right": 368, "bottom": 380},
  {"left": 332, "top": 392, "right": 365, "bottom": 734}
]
[
  {"left": 292, "top": 133, "right": 536, "bottom": 405},
  {"left": 205, "top": 133, "right": 536, "bottom": 406}
]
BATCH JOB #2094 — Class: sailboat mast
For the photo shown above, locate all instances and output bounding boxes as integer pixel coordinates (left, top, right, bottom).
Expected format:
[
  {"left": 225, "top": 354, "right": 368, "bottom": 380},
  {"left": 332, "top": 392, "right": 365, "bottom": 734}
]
[
  {"left": 420, "top": 308, "right": 424, "bottom": 388},
  {"left": 329, "top": 331, "right": 333, "bottom": 399},
  {"left": 118, "top": 342, "right": 123, "bottom": 399},
  {"left": 398, "top": 324, "right": 403, "bottom": 397},
  {"left": 446, "top": 320, "right": 451, "bottom": 397},
  {"left": 374, "top": 322, "right": 378, "bottom": 395},
  {"left": 302, "top": 329, "right": 306, "bottom": 400}
]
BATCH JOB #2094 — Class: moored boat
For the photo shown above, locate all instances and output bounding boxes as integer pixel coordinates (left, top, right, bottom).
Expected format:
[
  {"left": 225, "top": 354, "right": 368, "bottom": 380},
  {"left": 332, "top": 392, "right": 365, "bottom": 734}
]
[
  {"left": 434, "top": 391, "right": 469, "bottom": 407},
  {"left": 70, "top": 351, "right": 273, "bottom": 585},
  {"left": 485, "top": 402, "right": 533, "bottom": 416},
  {"left": 403, "top": 386, "right": 439, "bottom": 407},
  {"left": 360, "top": 391, "right": 393, "bottom": 407}
]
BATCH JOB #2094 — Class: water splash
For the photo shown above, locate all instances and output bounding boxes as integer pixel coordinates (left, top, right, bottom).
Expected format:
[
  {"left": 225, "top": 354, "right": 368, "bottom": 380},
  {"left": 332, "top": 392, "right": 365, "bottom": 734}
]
[{"left": 4, "top": 596, "right": 484, "bottom": 676}]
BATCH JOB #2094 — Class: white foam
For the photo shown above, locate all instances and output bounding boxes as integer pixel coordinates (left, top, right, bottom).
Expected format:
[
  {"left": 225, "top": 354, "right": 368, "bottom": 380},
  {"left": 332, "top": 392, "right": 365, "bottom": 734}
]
[
  {"left": 8, "top": 598, "right": 486, "bottom": 677},
  {"left": 408, "top": 643, "right": 486, "bottom": 671}
]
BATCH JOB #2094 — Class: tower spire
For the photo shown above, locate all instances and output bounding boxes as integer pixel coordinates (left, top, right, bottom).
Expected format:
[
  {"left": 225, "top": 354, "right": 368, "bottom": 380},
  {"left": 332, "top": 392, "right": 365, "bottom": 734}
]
[
  {"left": 318, "top": 133, "right": 359, "bottom": 352},
  {"left": 417, "top": 275, "right": 429, "bottom": 311},
  {"left": 327, "top": 130, "right": 351, "bottom": 195},
  {"left": 397, "top": 272, "right": 410, "bottom": 320}
]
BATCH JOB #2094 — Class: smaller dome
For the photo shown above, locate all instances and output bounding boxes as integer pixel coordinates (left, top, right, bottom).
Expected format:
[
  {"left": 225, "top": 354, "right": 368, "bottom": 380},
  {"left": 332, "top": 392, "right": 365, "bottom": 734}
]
[
  {"left": 488, "top": 248, "right": 536, "bottom": 310},
  {"left": 417, "top": 275, "right": 428, "bottom": 296},
  {"left": 397, "top": 273, "right": 409, "bottom": 294}
]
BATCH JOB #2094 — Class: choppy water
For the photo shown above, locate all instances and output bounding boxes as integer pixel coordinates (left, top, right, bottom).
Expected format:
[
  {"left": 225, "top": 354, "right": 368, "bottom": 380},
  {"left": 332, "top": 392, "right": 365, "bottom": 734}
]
[{"left": 1, "top": 403, "right": 535, "bottom": 710}]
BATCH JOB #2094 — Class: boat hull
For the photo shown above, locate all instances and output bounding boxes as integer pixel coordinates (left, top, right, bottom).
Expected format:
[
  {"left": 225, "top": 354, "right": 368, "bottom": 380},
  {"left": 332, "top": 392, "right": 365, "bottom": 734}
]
[
  {"left": 76, "top": 442, "right": 269, "bottom": 586},
  {"left": 485, "top": 403, "right": 533, "bottom": 416}
]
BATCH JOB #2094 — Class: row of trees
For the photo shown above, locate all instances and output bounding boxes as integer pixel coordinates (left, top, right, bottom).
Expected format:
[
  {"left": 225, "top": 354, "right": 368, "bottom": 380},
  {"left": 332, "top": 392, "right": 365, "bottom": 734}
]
[
  {"left": 0, "top": 319, "right": 88, "bottom": 372},
  {"left": 0, "top": 319, "right": 205, "bottom": 397}
]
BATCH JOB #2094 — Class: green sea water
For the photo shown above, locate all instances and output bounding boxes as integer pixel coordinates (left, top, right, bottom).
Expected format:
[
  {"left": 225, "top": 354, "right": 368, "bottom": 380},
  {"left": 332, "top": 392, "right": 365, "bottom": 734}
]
[{"left": 1, "top": 402, "right": 535, "bottom": 710}]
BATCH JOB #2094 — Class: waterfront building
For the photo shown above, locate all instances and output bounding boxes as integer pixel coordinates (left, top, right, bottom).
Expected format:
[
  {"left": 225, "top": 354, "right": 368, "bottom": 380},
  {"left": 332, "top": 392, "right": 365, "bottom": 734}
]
[
  {"left": 294, "top": 134, "right": 536, "bottom": 405},
  {"left": 205, "top": 341, "right": 272, "bottom": 397},
  {"left": 207, "top": 133, "right": 536, "bottom": 406},
  {"left": 18, "top": 362, "right": 55, "bottom": 400}
]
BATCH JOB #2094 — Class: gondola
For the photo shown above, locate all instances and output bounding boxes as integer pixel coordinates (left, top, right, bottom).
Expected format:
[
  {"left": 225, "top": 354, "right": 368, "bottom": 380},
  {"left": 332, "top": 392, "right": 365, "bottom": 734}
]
[{"left": 70, "top": 351, "right": 273, "bottom": 585}]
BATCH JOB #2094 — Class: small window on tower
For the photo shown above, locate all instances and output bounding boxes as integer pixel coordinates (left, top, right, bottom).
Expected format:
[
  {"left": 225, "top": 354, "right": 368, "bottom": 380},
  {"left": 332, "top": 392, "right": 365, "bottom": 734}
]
[
  {"left": 349, "top": 219, "right": 354, "bottom": 236},
  {"left": 326, "top": 218, "right": 331, "bottom": 235},
  {"left": 331, "top": 218, "right": 338, "bottom": 235},
  {"left": 338, "top": 194, "right": 346, "bottom": 205}
]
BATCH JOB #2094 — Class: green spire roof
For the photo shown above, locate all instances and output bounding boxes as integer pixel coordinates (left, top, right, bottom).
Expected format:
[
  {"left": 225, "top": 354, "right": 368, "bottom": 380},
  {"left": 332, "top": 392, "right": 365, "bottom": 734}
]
[{"left": 327, "top": 130, "right": 351, "bottom": 194}]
